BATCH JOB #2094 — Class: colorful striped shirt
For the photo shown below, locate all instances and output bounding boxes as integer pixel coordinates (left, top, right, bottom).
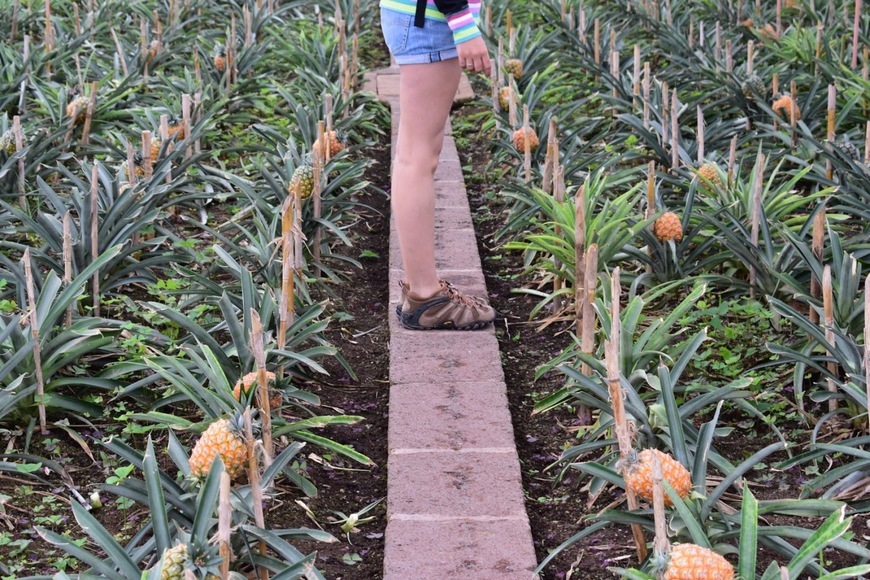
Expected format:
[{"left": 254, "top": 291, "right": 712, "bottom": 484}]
[{"left": 380, "top": 0, "right": 482, "bottom": 45}]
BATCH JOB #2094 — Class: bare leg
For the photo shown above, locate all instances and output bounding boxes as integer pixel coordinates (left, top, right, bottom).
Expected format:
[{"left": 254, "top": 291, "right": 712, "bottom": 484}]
[{"left": 392, "top": 59, "right": 461, "bottom": 299}]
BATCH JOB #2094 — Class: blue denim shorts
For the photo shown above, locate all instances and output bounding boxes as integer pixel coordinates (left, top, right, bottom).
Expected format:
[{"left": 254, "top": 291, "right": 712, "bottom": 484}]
[{"left": 380, "top": 8, "right": 458, "bottom": 65}]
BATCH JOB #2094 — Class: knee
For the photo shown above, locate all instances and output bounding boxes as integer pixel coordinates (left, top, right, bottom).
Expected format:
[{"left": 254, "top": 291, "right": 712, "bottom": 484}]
[{"left": 395, "top": 147, "right": 441, "bottom": 176}]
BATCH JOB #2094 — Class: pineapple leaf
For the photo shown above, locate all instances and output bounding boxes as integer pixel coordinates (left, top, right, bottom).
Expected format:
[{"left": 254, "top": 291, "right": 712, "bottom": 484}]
[
  {"left": 143, "top": 438, "right": 171, "bottom": 558},
  {"left": 738, "top": 484, "right": 759, "bottom": 580}
]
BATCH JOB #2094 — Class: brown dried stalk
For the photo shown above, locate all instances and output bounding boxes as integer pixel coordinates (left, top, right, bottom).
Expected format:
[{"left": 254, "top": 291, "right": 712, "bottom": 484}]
[
  {"left": 23, "top": 248, "right": 47, "bottom": 434},
  {"left": 823, "top": 266, "right": 838, "bottom": 411},
  {"left": 250, "top": 310, "right": 273, "bottom": 459}
]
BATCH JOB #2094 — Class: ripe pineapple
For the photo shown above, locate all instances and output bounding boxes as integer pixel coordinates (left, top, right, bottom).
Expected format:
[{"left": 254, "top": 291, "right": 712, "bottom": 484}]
[
  {"left": 659, "top": 544, "right": 735, "bottom": 580},
  {"left": 150, "top": 137, "right": 162, "bottom": 164},
  {"left": 512, "top": 127, "right": 539, "bottom": 152},
  {"left": 312, "top": 130, "right": 346, "bottom": 157},
  {"left": 167, "top": 117, "right": 185, "bottom": 140},
  {"left": 214, "top": 49, "right": 227, "bottom": 72},
  {"left": 740, "top": 73, "right": 765, "bottom": 101},
  {"left": 159, "top": 544, "right": 190, "bottom": 580},
  {"left": 0, "top": 129, "right": 17, "bottom": 154},
  {"left": 621, "top": 448, "right": 691, "bottom": 505},
  {"left": 120, "top": 153, "right": 147, "bottom": 181},
  {"left": 289, "top": 164, "right": 316, "bottom": 199},
  {"left": 498, "top": 86, "right": 513, "bottom": 110},
  {"left": 653, "top": 212, "right": 683, "bottom": 243},
  {"left": 504, "top": 58, "right": 523, "bottom": 79},
  {"left": 772, "top": 94, "right": 801, "bottom": 123},
  {"left": 697, "top": 162, "right": 722, "bottom": 190},
  {"left": 233, "top": 370, "right": 282, "bottom": 409},
  {"left": 66, "top": 95, "right": 90, "bottom": 124},
  {"left": 188, "top": 416, "right": 248, "bottom": 480}
]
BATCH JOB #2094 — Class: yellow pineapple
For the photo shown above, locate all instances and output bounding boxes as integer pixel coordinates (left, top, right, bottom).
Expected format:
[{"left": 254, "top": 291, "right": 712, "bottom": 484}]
[
  {"left": 697, "top": 162, "right": 722, "bottom": 190},
  {"left": 312, "top": 130, "right": 346, "bottom": 158},
  {"left": 621, "top": 448, "right": 691, "bottom": 506},
  {"left": 66, "top": 95, "right": 90, "bottom": 124},
  {"left": 654, "top": 212, "right": 683, "bottom": 242},
  {"left": 159, "top": 544, "right": 189, "bottom": 580},
  {"left": 660, "top": 544, "right": 735, "bottom": 580},
  {"left": 188, "top": 417, "right": 248, "bottom": 480},
  {"left": 0, "top": 129, "right": 18, "bottom": 154},
  {"left": 772, "top": 94, "right": 801, "bottom": 123},
  {"left": 150, "top": 138, "right": 162, "bottom": 164},
  {"left": 233, "top": 370, "right": 282, "bottom": 409},
  {"left": 504, "top": 58, "right": 523, "bottom": 79},
  {"left": 498, "top": 86, "right": 513, "bottom": 110},
  {"left": 512, "top": 127, "right": 539, "bottom": 152},
  {"left": 289, "top": 164, "right": 316, "bottom": 199}
]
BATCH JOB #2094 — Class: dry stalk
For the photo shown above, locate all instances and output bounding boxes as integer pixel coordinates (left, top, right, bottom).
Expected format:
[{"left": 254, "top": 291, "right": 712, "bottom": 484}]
[
  {"left": 110, "top": 28, "right": 129, "bottom": 77},
  {"left": 823, "top": 266, "right": 838, "bottom": 411},
  {"left": 651, "top": 449, "right": 670, "bottom": 558},
  {"left": 23, "top": 248, "right": 47, "bottom": 434},
  {"left": 63, "top": 212, "right": 73, "bottom": 328},
  {"left": 810, "top": 208, "right": 825, "bottom": 324},
  {"left": 13, "top": 116, "right": 25, "bottom": 208},
  {"left": 851, "top": 0, "right": 862, "bottom": 70},
  {"left": 182, "top": 94, "right": 191, "bottom": 160},
  {"left": 580, "top": 243, "right": 597, "bottom": 378},
  {"left": 749, "top": 154, "right": 765, "bottom": 298},
  {"left": 593, "top": 19, "right": 600, "bottom": 67},
  {"left": 279, "top": 196, "right": 295, "bottom": 380},
  {"left": 90, "top": 164, "right": 100, "bottom": 317},
  {"left": 826, "top": 85, "right": 836, "bottom": 181},
  {"left": 218, "top": 470, "right": 232, "bottom": 578},
  {"left": 522, "top": 105, "right": 531, "bottom": 183},
  {"left": 727, "top": 135, "right": 737, "bottom": 185},
  {"left": 80, "top": 81, "right": 98, "bottom": 146},
  {"left": 243, "top": 408, "right": 269, "bottom": 580},
  {"left": 250, "top": 310, "right": 273, "bottom": 459},
  {"left": 605, "top": 268, "right": 647, "bottom": 560}
]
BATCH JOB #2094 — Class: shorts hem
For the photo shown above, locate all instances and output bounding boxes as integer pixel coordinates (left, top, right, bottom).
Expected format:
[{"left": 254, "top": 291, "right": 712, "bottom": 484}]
[{"left": 394, "top": 48, "right": 458, "bottom": 65}]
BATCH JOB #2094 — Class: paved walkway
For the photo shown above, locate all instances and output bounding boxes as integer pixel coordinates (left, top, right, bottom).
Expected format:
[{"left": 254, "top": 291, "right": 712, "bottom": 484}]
[{"left": 365, "top": 67, "right": 539, "bottom": 578}]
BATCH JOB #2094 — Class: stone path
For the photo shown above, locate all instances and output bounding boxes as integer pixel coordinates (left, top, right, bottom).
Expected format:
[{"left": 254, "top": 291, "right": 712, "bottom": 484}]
[{"left": 365, "top": 66, "right": 539, "bottom": 579}]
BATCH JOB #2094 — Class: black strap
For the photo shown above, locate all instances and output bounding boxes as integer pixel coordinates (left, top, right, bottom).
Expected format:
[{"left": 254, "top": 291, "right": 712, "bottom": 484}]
[{"left": 414, "top": 0, "right": 426, "bottom": 27}]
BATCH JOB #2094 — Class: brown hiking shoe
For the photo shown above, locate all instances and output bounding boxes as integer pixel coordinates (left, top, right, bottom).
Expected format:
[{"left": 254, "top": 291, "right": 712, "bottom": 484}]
[{"left": 399, "top": 280, "right": 495, "bottom": 330}]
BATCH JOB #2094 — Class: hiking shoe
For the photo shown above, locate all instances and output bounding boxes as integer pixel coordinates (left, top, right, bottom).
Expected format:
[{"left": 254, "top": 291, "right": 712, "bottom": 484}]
[{"left": 399, "top": 280, "right": 495, "bottom": 330}]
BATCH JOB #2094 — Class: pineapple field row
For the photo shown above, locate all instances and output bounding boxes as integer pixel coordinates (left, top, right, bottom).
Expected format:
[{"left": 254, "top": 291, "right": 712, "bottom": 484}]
[
  {"left": 0, "top": 0, "right": 394, "bottom": 578},
  {"left": 1, "top": 0, "right": 869, "bottom": 577},
  {"left": 463, "top": 0, "right": 870, "bottom": 577}
]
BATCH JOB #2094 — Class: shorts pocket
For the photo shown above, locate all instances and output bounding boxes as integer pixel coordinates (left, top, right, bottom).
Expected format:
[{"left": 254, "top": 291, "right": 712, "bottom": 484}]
[{"left": 380, "top": 9, "right": 412, "bottom": 55}]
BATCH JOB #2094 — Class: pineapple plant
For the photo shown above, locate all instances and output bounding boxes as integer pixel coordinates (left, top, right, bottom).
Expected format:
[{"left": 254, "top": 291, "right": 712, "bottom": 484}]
[
  {"left": 772, "top": 94, "right": 801, "bottom": 122},
  {"left": 233, "top": 370, "right": 282, "bottom": 409},
  {"left": 740, "top": 73, "right": 765, "bottom": 101},
  {"left": 188, "top": 416, "right": 249, "bottom": 480},
  {"left": 621, "top": 448, "right": 692, "bottom": 506},
  {"left": 696, "top": 161, "right": 722, "bottom": 190},
  {"left": 158, "top": 544, "right": 191, "bottom": 580},
  {"left": 67, "top": 94, "right": 90, "bottom": 124},
  {"left": 653, "top": 212, "right": 683, "bottom": 242},
  {"left": 504, "top": 58, "right": 523, "bottom": 79},
  {"left": 150, "top": 137, "right": 162, "bottom": 163},
  {"left": 119, "top": 153, "right": 147, "bottom": 181},
  {"left": 512, "top": 127, "right": 539, "bottom": 152},
  {"left": 289, "top": 163, "right": 316, "bottom": 199},
  {"left": 0, "top": 128, "right": 17, "bottom": 154},
  {"left": 312, "top": 130, "right": 347, "bottom": 157},
  {"left": 655, "top": 544, "right": 735, "bottom": 580}
]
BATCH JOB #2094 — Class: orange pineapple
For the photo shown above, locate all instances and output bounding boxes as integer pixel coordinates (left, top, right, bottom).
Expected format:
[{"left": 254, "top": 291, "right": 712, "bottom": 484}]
[
  {"left": 772, "top": 94, "right": 801, "bottom": 123},
  {"left": 233, "top": 371, "right": 282, "bottom": 409},
  {"left": 312, "top": 130, "right": 346, "bottom": 158},
  {"left": 512, "top": 127, "right": 539, "bottom": 152},
  {"left": 654, "top": 212, "right": 683, "bottom": 242},
  {"left": 214, "top": 49, "right": 227, "bottom": 73},
  {"left": 621, "top": 449, "right": 691, "bottom": 505},
  {"left": 167, "top": 117, "right": 185, "bottom": 140},
  {"left": 697, "top": 162, "right": 722, "bottom": 190},
  {"left": 188, "top": 417, "right": 248, "bottom": 480},
  {"left": 660, "top": 544, "right": 735, "bottom": 580}
]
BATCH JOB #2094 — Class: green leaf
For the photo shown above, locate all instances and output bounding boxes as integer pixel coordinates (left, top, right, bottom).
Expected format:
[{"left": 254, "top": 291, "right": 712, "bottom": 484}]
[
  {"left": 786, "top": 506, "right": 850, "bottom": 577},
  {"left": 738, "top": 484, "right": 758, "bottom": 580},
  {"left": 143, "top": 438, "right": 171, "bottom": 558}
]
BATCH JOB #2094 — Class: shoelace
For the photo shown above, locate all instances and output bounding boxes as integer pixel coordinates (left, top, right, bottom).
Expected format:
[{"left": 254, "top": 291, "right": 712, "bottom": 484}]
[{"left": 441, "top": 281, "right": 485, "bottom": 307}]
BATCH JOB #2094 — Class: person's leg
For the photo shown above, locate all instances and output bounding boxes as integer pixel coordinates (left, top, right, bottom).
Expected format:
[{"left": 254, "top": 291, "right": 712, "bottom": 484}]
[{"left": 392, "top": 58, "right": 461, "bottom": 300}]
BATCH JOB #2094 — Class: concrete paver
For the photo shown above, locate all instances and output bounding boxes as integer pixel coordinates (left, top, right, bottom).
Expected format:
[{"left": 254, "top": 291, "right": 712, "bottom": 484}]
[{"left": 377, "top": 63, "right": 538, "bottom": 578}]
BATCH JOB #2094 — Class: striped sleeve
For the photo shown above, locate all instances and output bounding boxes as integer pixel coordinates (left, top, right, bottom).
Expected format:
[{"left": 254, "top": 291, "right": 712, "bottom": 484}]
[{"left": 446, "top": 1, "right": 481, "bottom": 44}]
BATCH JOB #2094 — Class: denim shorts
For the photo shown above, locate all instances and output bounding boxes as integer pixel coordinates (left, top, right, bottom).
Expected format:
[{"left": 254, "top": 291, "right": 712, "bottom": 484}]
[{"left": 380, "top": 8, "right": 458, "bottom": 65}]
